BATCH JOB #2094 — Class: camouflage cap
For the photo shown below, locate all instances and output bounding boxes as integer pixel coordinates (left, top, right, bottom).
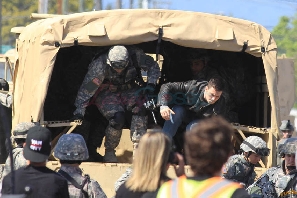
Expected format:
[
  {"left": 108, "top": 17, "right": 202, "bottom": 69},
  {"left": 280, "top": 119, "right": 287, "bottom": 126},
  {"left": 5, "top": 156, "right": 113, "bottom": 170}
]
[
  {"left": 13, "top": 122, "right": 36, "bottom": 138},
  {"left": 54, "top": 133, "right": 89, "bottom": 160},
  {"left": 107, "top": 45, "right": 129, "bottom": 69},
  {"left": 279, "top": 137, "right": 297, "bottom": 157},
  {"left": 280, "top": 120, "right": 294, "bottom": 131},
  {"left": 240, "top": 136, "right": 269, "bottom": 156}
]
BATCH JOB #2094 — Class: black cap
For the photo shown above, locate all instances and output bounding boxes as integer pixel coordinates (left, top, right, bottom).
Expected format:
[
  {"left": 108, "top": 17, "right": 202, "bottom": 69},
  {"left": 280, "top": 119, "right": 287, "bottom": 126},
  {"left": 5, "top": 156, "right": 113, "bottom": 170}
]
[{"left": 23, "top": 126, "right": 51, "bottom": 162}]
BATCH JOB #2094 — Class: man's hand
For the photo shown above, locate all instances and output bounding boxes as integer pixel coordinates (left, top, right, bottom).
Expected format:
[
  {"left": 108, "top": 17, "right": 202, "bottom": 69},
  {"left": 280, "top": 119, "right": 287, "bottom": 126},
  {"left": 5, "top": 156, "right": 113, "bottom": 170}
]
[
  {"left": 173, "top": 153, "right": 185, "bottom": 177},
  {"left": 160, "top": 106, "right": 175, "bottom": 120}
]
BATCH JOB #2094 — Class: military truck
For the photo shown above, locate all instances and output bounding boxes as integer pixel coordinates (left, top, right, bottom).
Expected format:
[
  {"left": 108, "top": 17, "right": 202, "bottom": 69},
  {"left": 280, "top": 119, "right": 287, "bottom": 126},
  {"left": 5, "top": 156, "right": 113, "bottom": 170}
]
[{"left": 8, "top": 9, "right": 291, "bottom": 197}]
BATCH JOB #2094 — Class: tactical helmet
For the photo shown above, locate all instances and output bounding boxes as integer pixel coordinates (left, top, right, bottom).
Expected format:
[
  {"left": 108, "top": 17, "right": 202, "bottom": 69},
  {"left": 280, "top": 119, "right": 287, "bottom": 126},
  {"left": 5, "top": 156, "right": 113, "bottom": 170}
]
[
  {"left": 54, "top": 133, "right": 89, "bottom": 160},
  {"left": 240, "top": 136, "right": 270, "bottom": 156},
  {"left": 107, "top": 45, "right": 129, "bottom": 69},
  {"left": 0, "top": 78, "right": 9, "bottom": 91},
  {"left": 13, "top": 122, "right": 36, "bottom": 139},
  {"left": 279, "top": 138, "right": 297, "bottom": 157},
  {"left": 280, "top": 120, "right": 294, "bottom": 131}
]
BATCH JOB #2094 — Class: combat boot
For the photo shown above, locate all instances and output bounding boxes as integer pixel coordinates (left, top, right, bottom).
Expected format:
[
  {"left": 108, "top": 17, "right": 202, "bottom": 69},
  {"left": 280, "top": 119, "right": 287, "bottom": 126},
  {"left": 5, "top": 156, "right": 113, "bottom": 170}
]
[{"left": 104, "top": 150, "right": 118, "bottom": 163}]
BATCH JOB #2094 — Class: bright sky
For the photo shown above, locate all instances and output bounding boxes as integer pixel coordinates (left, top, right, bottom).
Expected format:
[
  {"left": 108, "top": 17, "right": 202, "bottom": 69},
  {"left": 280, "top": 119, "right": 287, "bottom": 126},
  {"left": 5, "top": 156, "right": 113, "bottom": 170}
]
[{"left": 103, "top": 0, "right": 297, "bottom": 31}]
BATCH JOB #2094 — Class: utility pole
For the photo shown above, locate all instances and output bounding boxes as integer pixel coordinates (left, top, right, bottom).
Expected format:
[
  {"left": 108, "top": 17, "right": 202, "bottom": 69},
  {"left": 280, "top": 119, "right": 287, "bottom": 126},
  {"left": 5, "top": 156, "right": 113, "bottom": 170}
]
[
  {"left": 38, "top": 0, "right": 48, "bottom": 14},
  {"left": 0, "top": 0, "right": 2, "bottom": 54},
  {"left": 79, "top": 0, "right": 84, "bottom": 12},
  {"left": 94, "top": 0, "right": 102, "bottom": 10},
  {"left": 62, "top": 0, "right": 68, "bottom": 14},
  {"left": 57, "top": 0, "right": 62, "bottom": 14},
  {"left": 116, "top": 0, "right": 122, "bottom": 9},
  {"left": 129, "top": 0, "right": 133, "bottom": 8}
]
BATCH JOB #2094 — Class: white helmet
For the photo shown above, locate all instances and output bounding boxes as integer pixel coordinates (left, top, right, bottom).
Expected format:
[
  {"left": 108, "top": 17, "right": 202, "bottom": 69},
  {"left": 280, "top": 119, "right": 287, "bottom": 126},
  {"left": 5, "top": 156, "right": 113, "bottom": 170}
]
[{"left": 240, "top": 136, "right": 270, "bottom": 156}]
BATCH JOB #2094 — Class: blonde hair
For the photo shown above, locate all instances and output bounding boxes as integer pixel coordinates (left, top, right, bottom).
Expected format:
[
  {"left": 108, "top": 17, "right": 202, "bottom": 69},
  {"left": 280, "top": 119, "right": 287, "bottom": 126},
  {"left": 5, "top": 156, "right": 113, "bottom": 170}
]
[{"left": 126, "top": 132, "right": 171, "bottom": 192}]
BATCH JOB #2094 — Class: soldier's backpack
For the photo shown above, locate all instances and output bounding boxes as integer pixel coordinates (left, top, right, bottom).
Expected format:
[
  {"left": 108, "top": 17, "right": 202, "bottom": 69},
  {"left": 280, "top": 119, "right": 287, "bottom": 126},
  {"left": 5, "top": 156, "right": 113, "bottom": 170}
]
[{"left": 58, "top": 169, "right": 90, "bottom": 198}]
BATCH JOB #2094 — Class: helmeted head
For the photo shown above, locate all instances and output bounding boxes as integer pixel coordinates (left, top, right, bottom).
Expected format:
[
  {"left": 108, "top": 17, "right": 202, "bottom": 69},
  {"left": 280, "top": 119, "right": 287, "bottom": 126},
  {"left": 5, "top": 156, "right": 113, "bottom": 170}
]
[
  {"left": 54, "top": 133, "right": 89, "bottom": 161},
  {"left": 107, "top": 45, "right": 129, "bottom": 70},
  {"left": 0, "top": 78, "right": 9, "bottom": 91},
  {"left": 188, "top": 49, "right": 209, "bottom": 75},
  {"left": 279, "top": 138, "right": 297, "bottom": 158},
  {"left": 279, "top": 138, "right": 297, "bottom": 169},
  {"left": 280, "top": 120, "right": 294, "bottom": 139},
  {"left": 240, "top": 136, "right": 270, "bottom": 156},
  {"left": 13, "top": 122, "right": 36, "bottom": 139}
]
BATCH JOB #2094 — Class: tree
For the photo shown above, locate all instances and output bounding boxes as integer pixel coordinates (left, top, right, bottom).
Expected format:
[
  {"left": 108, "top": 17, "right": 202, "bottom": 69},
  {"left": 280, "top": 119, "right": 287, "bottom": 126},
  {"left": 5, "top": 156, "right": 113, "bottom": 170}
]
[
  {"left": 271, "top": 13, "right": 297, "bottom": 107},
  {"left": 1, "top": 0, "right": 95, "bottom": 47}
]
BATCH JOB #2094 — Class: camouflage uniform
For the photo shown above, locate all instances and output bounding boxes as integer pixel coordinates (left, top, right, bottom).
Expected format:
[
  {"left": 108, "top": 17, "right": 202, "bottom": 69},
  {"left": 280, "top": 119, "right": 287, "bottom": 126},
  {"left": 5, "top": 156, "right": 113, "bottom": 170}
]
[
  {"left": 54, "top": 133, "right": 107, "bottom": 198},
  {"left": 246, "top": 163, "right": 295, "bottom": 197},
  {"left": 59, "top": 165, "right": 107, "bottom": 198},
  {"left": 247, "top": 138, "right": 297, "bottom": 198},
  {"left": 222, "top": 154, "right": 256, "bottom": 188},
  {"left": 114, "top": 167, "right": 133, "bottom": 192},
  {"left": 1, "top": 122, "right": 35, "bottom": 180},
  {"left": 74, "top": 45, "right": 160, "bottom": 161},
  {"left": 0, "top": 92, "right": 12, "bottom": 108},
  {"left": 222, "top": 136, "right": 269, "bottom": 188}
]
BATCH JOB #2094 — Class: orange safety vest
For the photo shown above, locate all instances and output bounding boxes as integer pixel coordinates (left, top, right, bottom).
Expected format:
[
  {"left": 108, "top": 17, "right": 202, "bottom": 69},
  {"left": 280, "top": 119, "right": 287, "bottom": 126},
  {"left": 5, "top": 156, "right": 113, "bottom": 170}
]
[{"left": 157, "top": 175, "right": 242, "bottom": 198}]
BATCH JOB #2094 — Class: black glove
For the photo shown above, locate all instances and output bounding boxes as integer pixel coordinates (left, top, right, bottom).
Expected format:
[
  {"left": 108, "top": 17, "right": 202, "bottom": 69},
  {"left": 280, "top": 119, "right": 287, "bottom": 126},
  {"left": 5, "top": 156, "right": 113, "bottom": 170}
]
[
  {"left": 141, "top": 83, "right": 155, "bottom": 95},
  {"left": 70, "top": 114, "right": 84, "bottom": 122}
]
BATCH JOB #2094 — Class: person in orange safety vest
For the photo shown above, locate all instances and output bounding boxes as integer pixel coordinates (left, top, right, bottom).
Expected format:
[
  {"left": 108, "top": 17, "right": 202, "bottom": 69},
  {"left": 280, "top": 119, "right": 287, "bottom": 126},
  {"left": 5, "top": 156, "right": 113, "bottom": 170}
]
[{"left": 157, "top": 116, "right": 250, "bottom": 198}]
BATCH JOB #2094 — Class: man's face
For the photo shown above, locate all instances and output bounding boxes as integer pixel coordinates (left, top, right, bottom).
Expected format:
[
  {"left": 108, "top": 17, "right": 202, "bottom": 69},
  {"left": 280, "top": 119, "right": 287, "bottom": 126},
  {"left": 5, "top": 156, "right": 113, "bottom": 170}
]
[
  {"left": 282, "top": 130, "right": 293, "bottom": 139},
  {"left": 113, "top": 68, "right": 125, "bottom": 73},
  {"left": 284, "top": 154, "right": 295, "bottom": 167},
  {"left": 204, "top": 86, "right": 222, "bottom": 104},
  {"left": 248, "top": 153, "right": 262, "bottom": 165},
  {"left": 190, "top": 59, "right": 205, "bottom": 75}
]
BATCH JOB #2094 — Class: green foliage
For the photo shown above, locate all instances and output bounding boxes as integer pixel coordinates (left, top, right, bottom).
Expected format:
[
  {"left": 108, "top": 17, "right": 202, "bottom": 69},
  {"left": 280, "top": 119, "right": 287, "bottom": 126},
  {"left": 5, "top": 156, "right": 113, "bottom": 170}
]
[
  {"left": 271, "top": 14, "right": 297, "bottom": 108},
  {"left": 1, "top": 0, "right": 95, "bottom": 47}
]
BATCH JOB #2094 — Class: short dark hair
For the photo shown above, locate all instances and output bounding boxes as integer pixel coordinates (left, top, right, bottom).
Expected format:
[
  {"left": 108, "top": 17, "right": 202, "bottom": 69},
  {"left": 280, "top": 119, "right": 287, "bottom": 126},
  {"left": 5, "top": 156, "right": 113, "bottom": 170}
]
[
  {"left": 0, "top": 78, "right": 9, "bottom": 91},
  {"left": 184, "top": 116, "right": 234, "bottom": 176},
  {"left": 14, "top": 138, "right": 26, "bottom": 146},
  {"left": 207, "top": 78, "right": 224, "bottom": 91}
]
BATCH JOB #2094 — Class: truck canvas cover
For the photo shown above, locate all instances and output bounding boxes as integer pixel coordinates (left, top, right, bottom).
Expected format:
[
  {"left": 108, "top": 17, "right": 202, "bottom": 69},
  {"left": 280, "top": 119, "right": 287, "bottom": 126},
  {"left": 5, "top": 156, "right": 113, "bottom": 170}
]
[{"left": 12, "top": 9, "right": 279, "bottom": 137}]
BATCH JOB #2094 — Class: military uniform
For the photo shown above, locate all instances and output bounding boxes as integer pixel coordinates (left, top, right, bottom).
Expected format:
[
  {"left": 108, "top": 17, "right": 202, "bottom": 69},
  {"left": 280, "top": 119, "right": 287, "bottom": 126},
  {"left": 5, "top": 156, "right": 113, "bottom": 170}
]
[
  {"left": 55, "top": 133, "right": 107, "bottom": 197},
  {"left": 74, "top": 45, "right": 160, "bottom": 161},
  {"left": 1, "top": 122, "right": 35, "bottom": 180},
  {"left": 222, "top": 154, "right": 256, "bottom": 188},
  {"left": 114, "top": 167, "right": 133, "bottom": 192},
  {"left": 0, "top": 92, "right": 12, "bottom": 108},
  {"left": 247, "top": 162, "right": 297, "bottom": 197},
  {"left": 59, "top": 165, "right": 106, "bottom": 198}
]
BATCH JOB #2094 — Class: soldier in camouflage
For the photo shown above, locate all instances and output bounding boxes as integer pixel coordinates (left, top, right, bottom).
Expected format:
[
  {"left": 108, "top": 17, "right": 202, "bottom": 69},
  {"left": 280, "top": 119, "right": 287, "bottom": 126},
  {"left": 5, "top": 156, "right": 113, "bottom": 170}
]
[
  {"left": 222, "top": 136, "right": 270, "bottom": 188},
  {"left": 1, "top": 122, "right": 35, "bottom": 180},
  {"left": 114, "top": 167, "right": 133, "bottom": 192},
  {"left": 54, "top": 133, "right": 107, "bottom": 198},
  {"left": 187, "top": 49, "right": 220, "bottom": 81},
  {"left": 247, "top": 138, "right": 297, "bottom": 198},
  {"left": 73, "top": 45, "right": 160, "bottom": 162},
  {"left": 277, "top": 120, "right": 295, "bottom": 166}
]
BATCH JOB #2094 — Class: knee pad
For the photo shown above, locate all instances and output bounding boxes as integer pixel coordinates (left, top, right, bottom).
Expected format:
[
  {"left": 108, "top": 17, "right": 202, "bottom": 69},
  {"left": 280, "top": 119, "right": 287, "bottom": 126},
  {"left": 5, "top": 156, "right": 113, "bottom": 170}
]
[{"left": 109, "top": 112, "right": 125, "bottom": 130}]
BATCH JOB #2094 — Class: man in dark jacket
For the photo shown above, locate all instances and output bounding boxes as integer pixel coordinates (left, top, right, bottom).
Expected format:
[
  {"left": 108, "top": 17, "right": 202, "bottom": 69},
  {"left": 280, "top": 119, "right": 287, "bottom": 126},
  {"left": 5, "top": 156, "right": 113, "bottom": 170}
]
[{"left": 157, "top": 78, "right": 225, "bottom": 138}]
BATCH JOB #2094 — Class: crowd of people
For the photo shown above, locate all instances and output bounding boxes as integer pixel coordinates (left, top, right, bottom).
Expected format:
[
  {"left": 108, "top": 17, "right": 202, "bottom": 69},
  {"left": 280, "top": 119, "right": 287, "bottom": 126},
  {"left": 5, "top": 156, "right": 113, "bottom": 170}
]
[{"left": 0, "top": 44, "right": 296, "bottom": 198}]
